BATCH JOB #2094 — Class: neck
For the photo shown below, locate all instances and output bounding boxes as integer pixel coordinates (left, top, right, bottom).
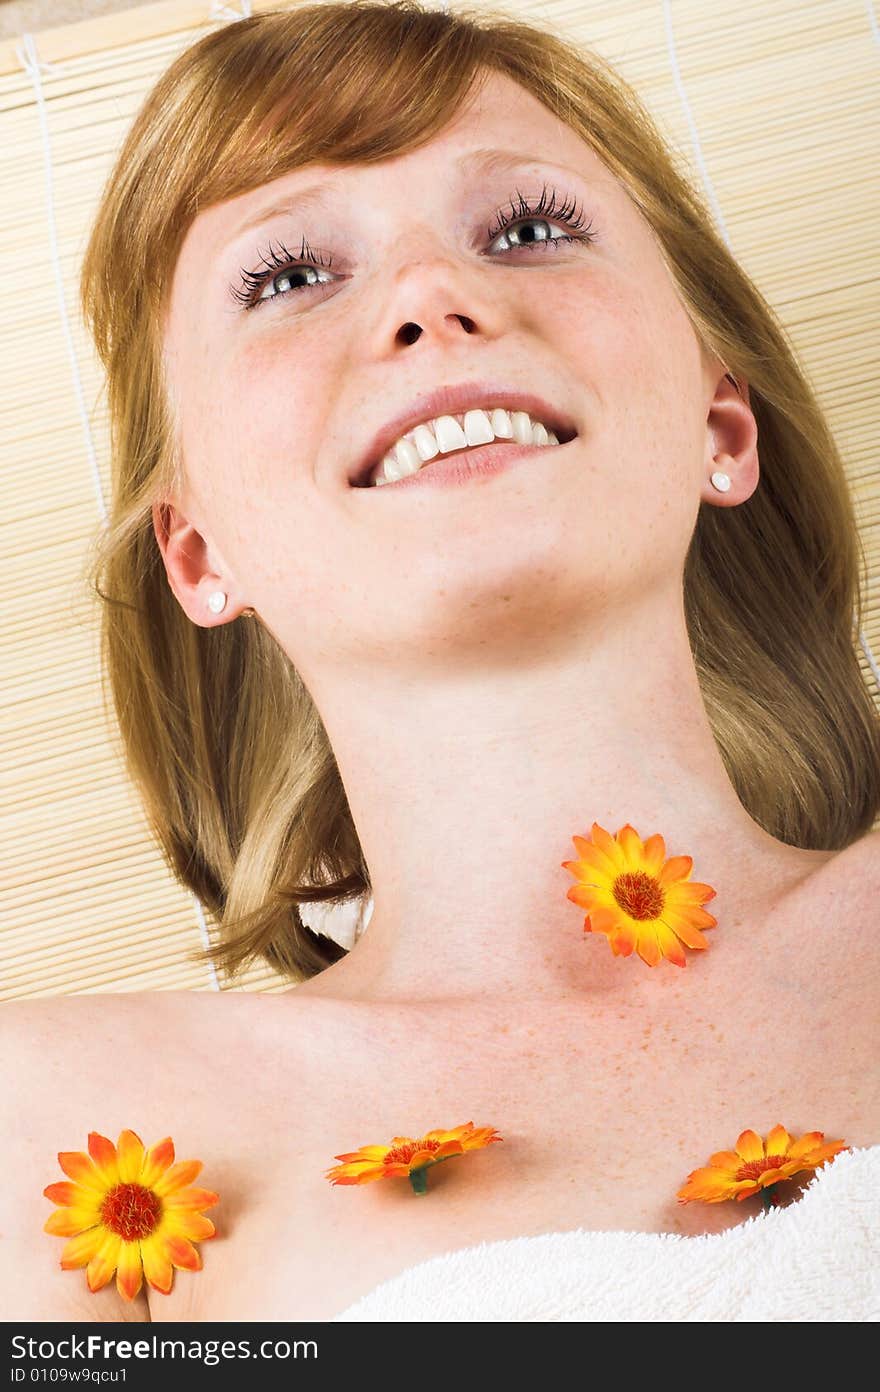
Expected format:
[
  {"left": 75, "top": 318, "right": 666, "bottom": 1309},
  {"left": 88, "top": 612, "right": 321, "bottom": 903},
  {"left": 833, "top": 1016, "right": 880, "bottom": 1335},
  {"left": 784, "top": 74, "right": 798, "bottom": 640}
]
[{"left": 302, "top": 584, "right": 823, "bottom": 1005}]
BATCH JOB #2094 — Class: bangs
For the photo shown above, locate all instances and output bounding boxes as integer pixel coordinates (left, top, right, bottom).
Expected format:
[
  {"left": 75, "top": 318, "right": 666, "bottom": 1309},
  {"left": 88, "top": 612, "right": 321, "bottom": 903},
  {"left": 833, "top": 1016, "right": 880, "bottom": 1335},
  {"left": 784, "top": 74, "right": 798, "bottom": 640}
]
[{"left": 136, "top": 4, "right": 495, "bottom": 320}]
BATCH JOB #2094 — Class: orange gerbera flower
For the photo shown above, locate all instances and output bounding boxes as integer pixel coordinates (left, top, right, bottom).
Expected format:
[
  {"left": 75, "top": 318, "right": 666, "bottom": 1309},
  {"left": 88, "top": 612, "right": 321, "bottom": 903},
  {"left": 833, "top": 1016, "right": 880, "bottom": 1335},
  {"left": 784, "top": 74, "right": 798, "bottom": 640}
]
[
  {"left": 561, "top": 821, "right": 717, "bottom": 967},
  {"left": 43, "top": 1129, "right": 219, "bottom": 1302},
  {"left": 326, "top": 1121, "right": 502, "bottom": 1195},
  {"left": 677, "top": 1125, "right": 848, "bottom": 1207}
]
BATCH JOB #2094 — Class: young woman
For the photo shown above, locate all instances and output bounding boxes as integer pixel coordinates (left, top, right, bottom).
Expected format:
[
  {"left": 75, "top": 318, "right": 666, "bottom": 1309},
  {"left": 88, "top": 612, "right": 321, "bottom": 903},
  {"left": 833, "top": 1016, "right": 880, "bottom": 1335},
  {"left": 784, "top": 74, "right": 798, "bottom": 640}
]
[{"left": 5, "top": 1, "right": 878, "bottom": 1322}]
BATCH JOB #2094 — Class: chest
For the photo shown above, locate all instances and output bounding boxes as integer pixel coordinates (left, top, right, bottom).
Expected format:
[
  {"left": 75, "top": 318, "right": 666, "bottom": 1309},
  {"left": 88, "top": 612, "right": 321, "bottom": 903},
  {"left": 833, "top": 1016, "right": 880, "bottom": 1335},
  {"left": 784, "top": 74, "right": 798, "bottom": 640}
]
[{"left": 149, "top": 983, "right": 867, "bottom": 1322}]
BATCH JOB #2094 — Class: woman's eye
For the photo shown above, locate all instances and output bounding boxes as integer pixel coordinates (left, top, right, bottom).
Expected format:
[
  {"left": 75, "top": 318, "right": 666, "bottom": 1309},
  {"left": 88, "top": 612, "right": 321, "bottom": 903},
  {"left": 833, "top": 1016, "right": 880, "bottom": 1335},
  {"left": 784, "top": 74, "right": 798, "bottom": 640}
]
[
  {"left": 487, "top": 214, "right": 584, "bottom": 255},
  {"left": 254, "top": 262, "right": 335, "bottom": 306},
  {"left": 230, "top": 238, "right": 336, "bottom": 312}
]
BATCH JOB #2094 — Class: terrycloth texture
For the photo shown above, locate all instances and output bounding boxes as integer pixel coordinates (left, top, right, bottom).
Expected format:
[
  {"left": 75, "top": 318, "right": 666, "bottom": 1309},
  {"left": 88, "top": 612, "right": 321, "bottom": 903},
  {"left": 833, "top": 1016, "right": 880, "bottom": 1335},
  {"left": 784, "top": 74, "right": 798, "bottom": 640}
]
[{"left": 332, "top": 1146, "right": 880, "bottom": 1321}]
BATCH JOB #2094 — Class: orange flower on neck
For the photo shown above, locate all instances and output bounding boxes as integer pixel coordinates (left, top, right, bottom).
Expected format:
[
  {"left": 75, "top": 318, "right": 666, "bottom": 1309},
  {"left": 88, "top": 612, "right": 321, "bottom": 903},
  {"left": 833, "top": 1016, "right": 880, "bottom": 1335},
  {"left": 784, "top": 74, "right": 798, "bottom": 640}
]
[
  {"left": 43, "top": 1129, "right": 219, "bottom": 1301},
  {"left": 677, "top": 1125, "right": 848, "bottom": 1206},
  {"left": 562, "top": 821, "right": 717, "bottom": 967},
  {"left": 326, "top": 1121, "right": 502, "bottom": 1194}
]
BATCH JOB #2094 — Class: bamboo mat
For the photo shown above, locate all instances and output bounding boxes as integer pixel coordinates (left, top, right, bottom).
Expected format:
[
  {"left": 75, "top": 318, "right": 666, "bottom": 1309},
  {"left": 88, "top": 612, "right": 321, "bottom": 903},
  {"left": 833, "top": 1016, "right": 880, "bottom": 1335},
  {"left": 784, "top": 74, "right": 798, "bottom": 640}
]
[{"left": 2, "top": 0, "right": 878, "bottom": 1000}]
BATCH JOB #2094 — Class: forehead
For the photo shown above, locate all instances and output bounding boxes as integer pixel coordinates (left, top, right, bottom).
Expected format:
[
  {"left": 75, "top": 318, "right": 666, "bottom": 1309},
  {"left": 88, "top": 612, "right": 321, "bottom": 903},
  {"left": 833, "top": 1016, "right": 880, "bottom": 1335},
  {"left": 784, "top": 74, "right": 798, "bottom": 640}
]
[{"left": 170, "top": 69, "right": 616, "bottom": 274}]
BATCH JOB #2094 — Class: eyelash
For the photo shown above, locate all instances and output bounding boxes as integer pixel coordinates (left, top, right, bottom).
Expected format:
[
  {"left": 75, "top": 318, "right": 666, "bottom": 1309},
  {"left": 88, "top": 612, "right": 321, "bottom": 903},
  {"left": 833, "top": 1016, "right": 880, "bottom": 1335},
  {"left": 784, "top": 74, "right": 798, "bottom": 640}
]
[{"left": 230, "top": 182, "right": 597, "bottom": 312}]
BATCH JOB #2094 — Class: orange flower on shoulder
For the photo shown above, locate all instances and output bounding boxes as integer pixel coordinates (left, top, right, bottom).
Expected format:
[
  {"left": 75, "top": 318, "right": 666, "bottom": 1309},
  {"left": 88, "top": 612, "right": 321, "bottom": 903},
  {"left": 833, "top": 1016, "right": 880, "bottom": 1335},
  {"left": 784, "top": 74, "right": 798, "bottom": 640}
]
[
  {"left": 326, "top": 1121, "right": 502, "bottom": 1194},
  {"left": 677, "top": 1125, "right": 848, "bottom": 1207},
  {"left": 562, "top": 821, "right": 717, "bottom": 967},
  {"left": 43, "top": 1129, "right": 219, "bottom": 1301}
]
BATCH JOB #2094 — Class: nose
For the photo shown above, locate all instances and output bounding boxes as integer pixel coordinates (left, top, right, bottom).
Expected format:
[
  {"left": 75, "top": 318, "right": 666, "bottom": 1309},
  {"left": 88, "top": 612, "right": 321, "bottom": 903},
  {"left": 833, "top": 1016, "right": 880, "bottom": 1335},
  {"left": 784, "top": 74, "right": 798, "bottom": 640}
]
[{"left": 371, "top": 239, "right": 507, "bottom": 355}]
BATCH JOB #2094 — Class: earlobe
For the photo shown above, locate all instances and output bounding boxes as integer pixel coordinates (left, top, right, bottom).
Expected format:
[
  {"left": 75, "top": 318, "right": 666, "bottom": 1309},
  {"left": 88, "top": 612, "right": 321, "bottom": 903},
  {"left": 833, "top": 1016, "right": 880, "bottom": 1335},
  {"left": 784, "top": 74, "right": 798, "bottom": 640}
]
[{"left": 703, "top": 372, "right": 759, "bottom": 506}]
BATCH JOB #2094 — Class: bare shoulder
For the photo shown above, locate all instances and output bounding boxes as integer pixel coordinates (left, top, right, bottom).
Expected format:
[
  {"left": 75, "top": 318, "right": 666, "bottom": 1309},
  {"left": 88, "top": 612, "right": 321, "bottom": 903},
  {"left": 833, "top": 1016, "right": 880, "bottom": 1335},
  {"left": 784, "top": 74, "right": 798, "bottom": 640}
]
[
  {"left": 0, "top": 995, "right": 157, "bottom": 1322},
  {"left": 827, "top": 827, "right": 880, "bottom": 922},
  {"left": 794, "top": 829, "right": 880, "bottom": 1070}
]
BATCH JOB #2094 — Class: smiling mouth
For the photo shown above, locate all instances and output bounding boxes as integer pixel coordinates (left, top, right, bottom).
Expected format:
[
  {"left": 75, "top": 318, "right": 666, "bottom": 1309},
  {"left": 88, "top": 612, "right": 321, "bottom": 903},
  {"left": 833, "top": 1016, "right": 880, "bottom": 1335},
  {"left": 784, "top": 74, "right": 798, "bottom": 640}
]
[
  {"left": 351, "top": 422, "right": 579, "bottom": 488},
  {"left": 353, "top": 431, "right": 578, "bottom": 491}
]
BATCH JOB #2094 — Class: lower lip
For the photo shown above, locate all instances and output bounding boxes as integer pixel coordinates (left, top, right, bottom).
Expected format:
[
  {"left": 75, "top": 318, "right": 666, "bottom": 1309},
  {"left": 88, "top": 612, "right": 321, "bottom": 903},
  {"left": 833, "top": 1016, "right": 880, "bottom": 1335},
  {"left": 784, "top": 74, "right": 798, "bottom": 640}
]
[{"left": 361, "top": 439, "right": 570, "bottom": 490}]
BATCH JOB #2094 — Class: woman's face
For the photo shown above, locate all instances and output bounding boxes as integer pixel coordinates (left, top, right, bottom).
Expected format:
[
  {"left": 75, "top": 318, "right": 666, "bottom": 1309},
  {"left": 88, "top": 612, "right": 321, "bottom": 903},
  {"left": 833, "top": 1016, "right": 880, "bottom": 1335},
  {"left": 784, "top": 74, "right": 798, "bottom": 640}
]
[{"left": 159, "top": 68, "right": 725, "bottom": 689}]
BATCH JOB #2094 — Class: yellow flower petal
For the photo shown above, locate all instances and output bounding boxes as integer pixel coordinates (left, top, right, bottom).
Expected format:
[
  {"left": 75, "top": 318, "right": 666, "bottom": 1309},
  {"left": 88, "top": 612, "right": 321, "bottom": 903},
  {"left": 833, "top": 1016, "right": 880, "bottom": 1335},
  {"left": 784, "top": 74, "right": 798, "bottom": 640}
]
[
  {"left": 585, "top": 905, "right": 620, "bottom": 935},
  {"left": 660, "top": 909, "right": 710, "bottom": 951},
  {"left": 87, "top": 1133, "right": 120, "bottom": 1186},
  {"left": 616, "top": 823, "right": 645, "bottom": 868},
  {"left": 43, "top": 1180, "right": 102, "bottom": 1210},
  {"left": 657, "top": 854, "right": 693, "bottom": 886},
  {"left": 654, "top": 921, "right": 687, "bottom": 968},
  {"left": 59, "top": 1227, "right": 105, "bottom": 1267},
  {"left": 140, "top": 1234, "right": 173, "bottom": 1294},
  {"left": 765, "top": 1124, "right": 793, "bottom": 1157},
  {"left": 116, "top": 1130, "right": 146, "bottom": 1184},
  {"left": 86, "top": 1231, "right": 122, "bottom": 1293},
  {"left": 140, "top": 1136, "right": 175, "bottom": 1188},
  {"left": 162, "top": 1185, "right": 220, "bottom": 1210},
  {"left": 640, "top": 832, "right": 667, "bottom": 873},
  {"left": 786, "top": 1130, "right": 828, "bottom": 1159},
  {"left": 589, "top": 821, "right": 625, "bottom": 869},
  {"left": 163, "top": 1210, "right": 216, "bottom": 1242},
  {"left": 163, "top": 1232, "right": 202, "bottom": 1272},
  {"left": 570, "top": 835, "right": 618, "bottom": 877},
  {"left": 57, "top": 1151, "right": 107, "bottom": 1194},
  {"left": 635, "top": 931, "right": 662, "bottom": 967},
  {"left": 44, "top": 1206, "right": 103, "bottom": 1238},
  {"left": 735, "top": 1129, "right": 765, "bottom": 1163},
  {"left": 115, "top": 1240, "right": 144, "bottom": 1303},
  {"left": 153, "top": 1158, "right": 203, "bottom": 1198}
]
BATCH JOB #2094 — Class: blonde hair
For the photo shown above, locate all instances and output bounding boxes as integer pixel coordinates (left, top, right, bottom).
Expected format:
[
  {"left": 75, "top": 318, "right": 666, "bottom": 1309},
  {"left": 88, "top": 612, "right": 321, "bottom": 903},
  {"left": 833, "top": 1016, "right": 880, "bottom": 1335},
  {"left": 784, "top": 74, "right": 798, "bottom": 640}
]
[{"left": 80, "top": 1, "right": 880, "bottom": 986}]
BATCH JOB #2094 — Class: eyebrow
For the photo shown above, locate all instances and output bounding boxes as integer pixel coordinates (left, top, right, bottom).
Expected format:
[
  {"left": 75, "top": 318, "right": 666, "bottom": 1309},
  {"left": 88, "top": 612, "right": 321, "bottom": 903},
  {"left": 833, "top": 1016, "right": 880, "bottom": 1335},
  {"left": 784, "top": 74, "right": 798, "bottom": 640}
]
[{"left": 225, "top": 147, "right": 590, "bottom": 245}]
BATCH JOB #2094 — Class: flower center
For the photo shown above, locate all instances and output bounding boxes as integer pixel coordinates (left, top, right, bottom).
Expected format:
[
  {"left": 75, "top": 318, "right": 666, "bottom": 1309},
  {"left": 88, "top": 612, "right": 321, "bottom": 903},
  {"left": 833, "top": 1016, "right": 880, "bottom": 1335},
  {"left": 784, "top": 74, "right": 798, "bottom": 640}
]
[
  {"left": 612, "top": 870, "right": 664, "bottom": 921},
  {"left": 734, "top": 1155, "right": 788, "bottom": 1183},
  {"left": 384, "top": 1138, "right": 442, "bottom": 1166},
  {"left": 99, "top": 1182, "right": 162, "bottom": 1240}
]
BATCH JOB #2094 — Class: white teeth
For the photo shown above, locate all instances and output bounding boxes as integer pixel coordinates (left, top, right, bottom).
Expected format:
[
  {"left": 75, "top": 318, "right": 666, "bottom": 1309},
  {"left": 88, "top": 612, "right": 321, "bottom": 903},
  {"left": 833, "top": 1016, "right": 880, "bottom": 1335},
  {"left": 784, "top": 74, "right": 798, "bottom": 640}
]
[
  {"left": 434, "top": 414, "right": 468, "bottom": 452},
  {"left": 490, "top": 408, "right": 514, "bottom": 439},
  {"left": 386, "top": 437, "right": 421, "bottom": 480},
  {"left": 412, "top": 423, "right": 440, "bottom": 463},
  {"left": 372, "top": 407, "right": 564, "bottom": 485},
  {"left": 510, "top": 410, "right": 533, "bottom": 444},
  {"left": 463, "top": 409, "right": 495, "bottom": 447}
]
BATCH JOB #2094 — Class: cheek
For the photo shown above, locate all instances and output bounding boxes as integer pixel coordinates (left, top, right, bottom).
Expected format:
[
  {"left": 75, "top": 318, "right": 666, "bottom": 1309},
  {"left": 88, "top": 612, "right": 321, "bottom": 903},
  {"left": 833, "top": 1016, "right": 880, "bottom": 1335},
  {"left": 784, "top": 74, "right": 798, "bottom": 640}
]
[
  {"left": 556, "top": 275, "right": 703, "bottom": 570},
  {"left": 184, "top": 333, "right": 360, "bottom": 621}
]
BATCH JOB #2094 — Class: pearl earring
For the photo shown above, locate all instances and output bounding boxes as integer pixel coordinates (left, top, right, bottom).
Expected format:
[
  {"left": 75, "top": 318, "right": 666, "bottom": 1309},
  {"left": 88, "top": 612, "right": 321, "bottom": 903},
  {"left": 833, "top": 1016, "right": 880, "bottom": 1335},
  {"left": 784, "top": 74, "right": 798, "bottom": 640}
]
[
  {"left": 207, "top": 591, "right": 227, "bottom": 614},
  {"left": 710, "top": 471, "right": 731, "bottom": 493}
]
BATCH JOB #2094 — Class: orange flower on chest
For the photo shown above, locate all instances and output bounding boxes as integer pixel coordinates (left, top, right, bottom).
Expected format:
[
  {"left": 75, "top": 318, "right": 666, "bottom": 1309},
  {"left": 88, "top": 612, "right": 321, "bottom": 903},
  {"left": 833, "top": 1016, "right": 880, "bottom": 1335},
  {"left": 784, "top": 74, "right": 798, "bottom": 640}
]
[
  {"left": 677, "top": 1125, "right": 848, "bottom": 1206},
  {"left": 562, "top": 821, "right": 717, "bottom": 967},
  {"left": 43, "top": 1129, "right": 219, "bottom": 1302},
  {"left": 326, "top": 1121, "right": 502, "bottom": 1194}
]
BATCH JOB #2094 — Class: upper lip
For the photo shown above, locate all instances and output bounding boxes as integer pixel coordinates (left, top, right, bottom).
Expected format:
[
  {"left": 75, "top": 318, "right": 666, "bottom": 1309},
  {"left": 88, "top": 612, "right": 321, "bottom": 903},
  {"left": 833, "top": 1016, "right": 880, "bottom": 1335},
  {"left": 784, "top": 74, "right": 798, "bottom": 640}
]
[{"left": 348, "top": 381, "right": 579, "bottom": 487}]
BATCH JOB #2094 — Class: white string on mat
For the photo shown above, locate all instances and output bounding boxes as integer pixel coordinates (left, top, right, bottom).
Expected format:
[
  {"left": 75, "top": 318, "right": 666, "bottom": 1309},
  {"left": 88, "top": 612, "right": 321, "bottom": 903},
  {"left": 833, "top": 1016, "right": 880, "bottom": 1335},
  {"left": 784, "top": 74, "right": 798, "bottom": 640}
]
[
  {"left": 14, "top": 35, "right": 106, "bottom": 530},
  {"left": 208, "top": 1, "right": 253, "bottom": 21},
  {"left": 661, "top": 0, "right": 880, "bottom": 698},
  {"left": 15, "top": 28, "right": 223, "bottom": 992}
]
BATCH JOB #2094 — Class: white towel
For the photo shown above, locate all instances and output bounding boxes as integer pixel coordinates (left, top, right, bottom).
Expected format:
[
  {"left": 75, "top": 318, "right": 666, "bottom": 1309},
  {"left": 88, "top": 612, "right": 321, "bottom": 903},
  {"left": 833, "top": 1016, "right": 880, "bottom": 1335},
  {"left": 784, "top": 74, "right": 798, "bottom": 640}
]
[{"left": 332, "top": 1144, "right": 879, "bottom": 1321}]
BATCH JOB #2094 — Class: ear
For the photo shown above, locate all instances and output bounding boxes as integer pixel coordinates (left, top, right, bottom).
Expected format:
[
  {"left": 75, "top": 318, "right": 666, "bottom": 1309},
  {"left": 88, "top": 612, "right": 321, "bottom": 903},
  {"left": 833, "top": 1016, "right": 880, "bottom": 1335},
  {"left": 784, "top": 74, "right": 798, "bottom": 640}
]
[
  {"left": 701, "top": 372, "right": 759, "bottom": 508},
  {"left": 151, "top": 499, "right": 249, "bottom": 626}
]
